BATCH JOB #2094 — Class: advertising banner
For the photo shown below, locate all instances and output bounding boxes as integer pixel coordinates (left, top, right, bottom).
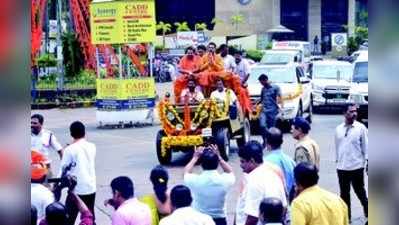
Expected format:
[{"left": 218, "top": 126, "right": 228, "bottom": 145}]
[
  {"left": 90, "top": 0, "right": 156, "bottom": 44},
  {"left": 176, "top": 31, "right": 198, "bottom": 47},
  {"left": 96, "top": 78, "right": 156, "bottom": 110}
]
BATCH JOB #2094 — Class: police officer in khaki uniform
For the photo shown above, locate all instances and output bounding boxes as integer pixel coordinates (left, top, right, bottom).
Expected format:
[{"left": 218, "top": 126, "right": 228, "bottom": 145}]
[{"left": 291, "top": 117, "right": 320, "bottom": 169}]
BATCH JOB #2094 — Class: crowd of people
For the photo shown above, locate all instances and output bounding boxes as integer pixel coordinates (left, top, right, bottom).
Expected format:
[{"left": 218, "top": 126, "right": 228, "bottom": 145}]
[
  {"left": 31, "top": 102, "right": 368, "bottom": 225},
  {"left": 31, "top": 43, "right": 368, "bottom": 225}
]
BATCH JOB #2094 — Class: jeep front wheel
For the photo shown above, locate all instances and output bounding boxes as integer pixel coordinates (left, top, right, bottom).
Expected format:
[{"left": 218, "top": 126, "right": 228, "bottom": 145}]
[
  {"left": 237, "top": 118, "right": 250, "bottom": 148},
  {"left": 156, "top": 130, "right": 172, "bottom": 165},
  {"left": 215, "top": 128, "right": 230, "bottom": 161}
]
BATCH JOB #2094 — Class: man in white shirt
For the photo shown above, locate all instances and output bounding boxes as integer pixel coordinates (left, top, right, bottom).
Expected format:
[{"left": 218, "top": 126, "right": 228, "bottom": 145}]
[
  {"left": 335, "top": 103, "right": 368, "bottom": 221},
  {"left": 184, "top": 142, "right": 235, "bottom": 225},
  {"left": 31, "top": 114, "right": 63, "bottom": 169},
  {"left": 180, "top": 78, "right": 205, "bottom": 104},
  {"left": 210, "top": 79, "right": 237, "bottom": 105},
  {"left": 235, "top": 141, "right": 287, "bottom": 225},
  {"left": 159, "top": 185, "right": 215, "bottom": 225},
  {"left": 60, "top": 121, "right": 97, "bottom": 225},
  {"left": 31, "top": 150, "right": 54, "bottom": 222},
  {"left": 218, "top": 44, "right": 236, "bottom": 72},
  {"left": 233, "top": 51, "right": 251, "bottom": 84}
]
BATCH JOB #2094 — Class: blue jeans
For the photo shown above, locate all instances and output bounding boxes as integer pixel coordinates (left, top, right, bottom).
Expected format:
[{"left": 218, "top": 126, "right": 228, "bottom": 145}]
[{"left": 259, "top": 111, "right": 278, "bottom": 142}]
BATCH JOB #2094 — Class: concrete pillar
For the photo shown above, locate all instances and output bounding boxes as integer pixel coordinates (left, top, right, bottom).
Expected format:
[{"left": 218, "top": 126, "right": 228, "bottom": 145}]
[
  {"left": 271, "top": 0, "right": 280, "bottom": 27},
  {"left": 308, "top": 0, "right": 321, "bottom": 41},
  {"left": 348, "top": 0, "right": 356, "bottom": 36}
]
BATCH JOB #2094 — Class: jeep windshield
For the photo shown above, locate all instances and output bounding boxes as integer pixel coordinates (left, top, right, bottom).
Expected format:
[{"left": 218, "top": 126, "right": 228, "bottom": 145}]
[
  {"left": 313, "top": 64, "right": 352, "bottom": 81},
  {"left": 260, "top": 52, "right": 297, "bottom": 64},
  {"left": 353, "top": 62, "right": 368, "bottom": 83},
  {"left": 249, "top": 66, "right": 297, "bottom": 83}
]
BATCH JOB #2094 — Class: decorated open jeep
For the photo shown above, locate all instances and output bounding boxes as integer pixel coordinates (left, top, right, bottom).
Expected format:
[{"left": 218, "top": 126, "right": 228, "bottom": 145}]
[{"left": 156, "top": 72, "right": 253, "bottom": 165}]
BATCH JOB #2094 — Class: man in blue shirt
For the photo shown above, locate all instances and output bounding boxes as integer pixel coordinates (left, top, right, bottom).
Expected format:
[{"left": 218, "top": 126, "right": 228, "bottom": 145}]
[
  {"left": 264, "top": 127, "right": 296, "bottom": 201},
  {"left": 184, "top": 142, "right": 235, "bottom": 225},
  {"left": 258, "top": 74, "right": 282, "bottom": 148}
]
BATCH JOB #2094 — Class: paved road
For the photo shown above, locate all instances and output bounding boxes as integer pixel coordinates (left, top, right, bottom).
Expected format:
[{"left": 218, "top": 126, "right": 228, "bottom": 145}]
[{"left": 33, "top": 105, "right": 367, "bottom": 225}]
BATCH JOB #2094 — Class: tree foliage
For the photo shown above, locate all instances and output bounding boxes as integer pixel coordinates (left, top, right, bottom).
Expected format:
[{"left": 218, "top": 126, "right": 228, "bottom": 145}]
[
  {"left": 174, "top": 22, "right": 191, "bottom": 32},
  {"left": 62, "top": 32, "right": 84, "bottom": 78},
  {"left": 195, "top": 22, "right": 208, "bottom": 31},
  {"left": 156, "top": 21, "right": 172, "bottom": 48},
  {"left": 230, "top": 14, "right": 245, "bottom": 31}
]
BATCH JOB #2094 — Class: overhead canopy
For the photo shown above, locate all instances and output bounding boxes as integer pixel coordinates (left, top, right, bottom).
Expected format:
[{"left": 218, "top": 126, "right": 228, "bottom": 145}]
[{"left": 267, "top": 25, "right": 294, "bottom": 33}]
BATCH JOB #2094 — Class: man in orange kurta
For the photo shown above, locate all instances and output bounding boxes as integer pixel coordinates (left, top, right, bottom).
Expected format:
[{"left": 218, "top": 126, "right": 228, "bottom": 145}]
[
  {"left": 192, "top": 42, "right": 225, "bottom": 96},
  {"left": 174, "top": 46, "right": 202, "bottom": 102}
]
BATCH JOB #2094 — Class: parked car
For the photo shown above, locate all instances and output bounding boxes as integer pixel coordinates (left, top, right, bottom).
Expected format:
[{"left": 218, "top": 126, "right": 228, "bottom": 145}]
[
  {"left": 309, "top": 60, "right": 353, "bottom": 108},
  {"left": 349, "top": 50, "right": 368, "bottom": 63},
  {"left": 247, "top": 62, "right": 312, "bottom": 132},
  {"left": 348, "top": 51, "right": 368, "bottom": 125},
  {"left": 260, "top": 49, "right": 302, "bottom": 64}
]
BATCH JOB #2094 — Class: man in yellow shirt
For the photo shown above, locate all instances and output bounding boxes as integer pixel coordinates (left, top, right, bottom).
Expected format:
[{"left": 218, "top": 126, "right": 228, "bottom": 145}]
[{"left": 291, "top": 163, "right": 349, "bottom": 225}]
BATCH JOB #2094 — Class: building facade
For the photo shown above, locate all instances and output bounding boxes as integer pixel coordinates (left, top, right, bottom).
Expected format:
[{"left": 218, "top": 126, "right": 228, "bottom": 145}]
[{"left": 156, "top": 0, "right": 367, "bottom": 50}]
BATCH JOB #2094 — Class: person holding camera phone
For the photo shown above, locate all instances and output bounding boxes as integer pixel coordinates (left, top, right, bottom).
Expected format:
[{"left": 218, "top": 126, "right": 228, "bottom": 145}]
[
  {"left": 183, "top": 138, "right": 236, "bottom": 225},
  {"left": 39, "top": 176, "right": 94, "bottom": 225}
]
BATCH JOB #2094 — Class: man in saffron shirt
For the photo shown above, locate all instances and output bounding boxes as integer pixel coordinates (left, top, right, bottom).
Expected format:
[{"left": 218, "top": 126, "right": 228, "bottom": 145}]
[{"left": 174, "top": 46, "right": 202, "bottom": 102}]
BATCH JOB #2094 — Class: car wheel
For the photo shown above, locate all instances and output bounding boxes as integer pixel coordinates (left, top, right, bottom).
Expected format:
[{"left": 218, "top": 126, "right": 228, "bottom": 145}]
[
  {"left": 237, "top": 118, "right": 250, "bottom": 148},
  {"left": 215, "top": 127, "right": 230, "bottom": 161},
  {"left": 156, "top": 130, "right": 172, "bottom": 165}
]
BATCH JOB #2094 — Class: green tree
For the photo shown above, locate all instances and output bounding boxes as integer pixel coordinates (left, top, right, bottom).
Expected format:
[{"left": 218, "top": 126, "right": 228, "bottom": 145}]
[
  {"left": 195, "top": 22, "right": 208, "bottom": 31},
  {"left": 156, "top": 21, "right": 172, "bottom": 48},
  {"left": 62, "top": 32, "right": 84, "bottom": 78},
  {"left": 230, "top": 13, "right": 245, "bottom": 31},
  {"left": 174, "top": 22, "right": 191, "bottom": 32},
  {"left": 211, "top": 17, "right": 224, "bottom": 27},
  {"left": 347, "top": 26, "right": 368, "bottom": 55}
]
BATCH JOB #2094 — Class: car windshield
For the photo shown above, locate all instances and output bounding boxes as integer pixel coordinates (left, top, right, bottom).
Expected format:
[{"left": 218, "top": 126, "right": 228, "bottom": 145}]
[
  {"left": 260, "top": 52, "right": 296, "bottom": 64},
  {"left": 353, "top": 62, "right": 368, "bottom": 83},
  {"left": 249, "top": 66, "right": 297, "bottom": 83},
  {"left": 313, "top": 64, "right": 352, "bottom": 81}
]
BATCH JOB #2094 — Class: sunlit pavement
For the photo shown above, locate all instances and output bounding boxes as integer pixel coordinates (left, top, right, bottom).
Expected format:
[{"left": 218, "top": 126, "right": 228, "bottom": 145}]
[{"left": 33, "top": 83, "right": 367, "bottom": 225}]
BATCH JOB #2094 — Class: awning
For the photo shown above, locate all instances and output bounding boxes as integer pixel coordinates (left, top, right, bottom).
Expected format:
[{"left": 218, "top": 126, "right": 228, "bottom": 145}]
[{"left": 267, "top": 25, "right": 294, "bottom": 33}]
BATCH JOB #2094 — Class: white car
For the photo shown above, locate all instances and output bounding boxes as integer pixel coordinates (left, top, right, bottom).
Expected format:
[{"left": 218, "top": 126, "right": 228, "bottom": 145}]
[
  {"left": 350, "top": 50, "right": 368, "bottom": 63},
  {"left": 260, "top": 49, "right": 302, "bottom": 64},
  {"left": 310, "top": 60, "right": 353, "bottom": 108},
  {"left": 247, "top": 62, "right": 312, "bottom": 132},
  {"left": 348, "top": 52, "right": 368, "bottom": 124}
]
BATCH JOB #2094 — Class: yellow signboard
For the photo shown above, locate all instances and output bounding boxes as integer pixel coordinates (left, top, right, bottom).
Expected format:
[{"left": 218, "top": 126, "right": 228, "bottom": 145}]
[
  {"left": 90, "top": 0, "right": 156, "bottom": 44},
  {"left": 96, "top": 78, "right": 156, "bottom": 100}
]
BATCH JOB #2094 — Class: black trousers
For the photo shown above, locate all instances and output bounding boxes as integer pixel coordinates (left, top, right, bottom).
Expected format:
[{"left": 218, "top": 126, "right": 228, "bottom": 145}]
[
  {"left": 65, "top": 192, "right": 96, "bottom": 225},
  {"left": 213, "top": 218, "right": 227, "bottom": 225},
  {"left": 337, "top": 168, "right": 368, "bottom": 219}
]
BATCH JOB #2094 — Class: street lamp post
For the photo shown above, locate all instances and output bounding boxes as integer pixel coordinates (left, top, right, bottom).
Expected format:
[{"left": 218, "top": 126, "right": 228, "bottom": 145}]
[{"left": 56, "top": 0, "right": 64, "bottom": 91}]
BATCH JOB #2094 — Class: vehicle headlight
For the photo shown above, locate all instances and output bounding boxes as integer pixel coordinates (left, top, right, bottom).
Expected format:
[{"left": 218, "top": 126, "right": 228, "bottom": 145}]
[
  {"left": 176, "top": 124, "right": 183, "bottom": 131},
  {"left": 191, "top": 123, "right": 198, "bottom": 131},
  {"left": 348, "top": 94, "right": 364, "bottom": 104},
  {"left": 312, "top": 83, "right": 324, "bottom": 92},
  {"left": 166, "top": 112, "right": 175, "bottom": 121}
]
